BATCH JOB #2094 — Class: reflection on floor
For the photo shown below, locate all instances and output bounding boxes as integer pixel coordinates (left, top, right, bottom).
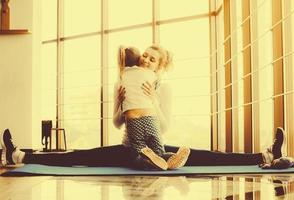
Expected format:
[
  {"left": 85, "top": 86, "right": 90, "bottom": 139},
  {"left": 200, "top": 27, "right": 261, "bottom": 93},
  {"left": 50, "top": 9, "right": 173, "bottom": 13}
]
[{"left": 0, "top": 167, "right": 294, "bottom": 199}]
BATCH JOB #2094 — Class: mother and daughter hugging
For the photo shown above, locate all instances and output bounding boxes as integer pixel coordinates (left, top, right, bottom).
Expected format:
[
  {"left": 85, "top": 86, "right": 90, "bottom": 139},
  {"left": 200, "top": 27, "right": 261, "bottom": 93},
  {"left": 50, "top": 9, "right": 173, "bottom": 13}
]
[{"left": 1, "top": 44, "right": 294, "bottom": 170}]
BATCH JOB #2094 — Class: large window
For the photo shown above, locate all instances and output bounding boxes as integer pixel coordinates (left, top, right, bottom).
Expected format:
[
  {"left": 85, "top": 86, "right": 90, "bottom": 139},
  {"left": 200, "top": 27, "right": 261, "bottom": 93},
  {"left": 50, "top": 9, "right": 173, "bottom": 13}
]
[
  {"left": 283, "top": 0, "right": 294, "bottom": 157},
  {"left": 62, "top": 36, "right": 101, "bottom": 149},
  {"left": 41, "top": 1, "right": 57, "bottom": 145},
  {"left": 256, "top": 0, "right": 273, "bottom": 151},
  {"left": 159, "top": 19, "right": 210, "bottom": 149},
  {"left": 41, "top": 43, "right": 57, "bottom": 123},
  {"left": 211, "top": 0, "right": 294, "bottom": 155},
  {"left": 230, "top": 0, "right": 244, "bottom": 152},
  {"left": 41, "top": 0, "right": 211, "bottom": 149},
  {"left": 64, "top": 0, "right": 101, "bottom": 37},
  {"left": 215, "top": 4, "right": 226, "bottom": 151}
]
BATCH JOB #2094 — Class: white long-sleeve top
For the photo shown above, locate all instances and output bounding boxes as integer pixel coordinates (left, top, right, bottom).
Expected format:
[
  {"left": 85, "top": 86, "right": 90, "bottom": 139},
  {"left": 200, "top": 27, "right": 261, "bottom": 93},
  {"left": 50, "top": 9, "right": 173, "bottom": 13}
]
[
  {"left": 113, "top": 72, "right": 172, "bottom": 134},
  {"left": 120, "top": 66, "right": 157, "bottom": 113}
]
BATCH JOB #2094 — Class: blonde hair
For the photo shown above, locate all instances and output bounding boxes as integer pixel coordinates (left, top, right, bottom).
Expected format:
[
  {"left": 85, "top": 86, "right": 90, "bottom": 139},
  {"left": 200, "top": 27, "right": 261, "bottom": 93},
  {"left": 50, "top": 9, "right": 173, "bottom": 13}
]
[{"left": 149, "top": 44, "right": 173, "bottom": 72}]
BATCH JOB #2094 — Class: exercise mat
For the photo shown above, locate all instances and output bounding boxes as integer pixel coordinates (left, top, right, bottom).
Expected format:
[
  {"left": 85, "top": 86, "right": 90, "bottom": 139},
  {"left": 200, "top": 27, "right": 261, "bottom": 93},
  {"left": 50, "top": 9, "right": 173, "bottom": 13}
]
[{"left": 2, "top": 164, "right": 294, "bottom": 176}]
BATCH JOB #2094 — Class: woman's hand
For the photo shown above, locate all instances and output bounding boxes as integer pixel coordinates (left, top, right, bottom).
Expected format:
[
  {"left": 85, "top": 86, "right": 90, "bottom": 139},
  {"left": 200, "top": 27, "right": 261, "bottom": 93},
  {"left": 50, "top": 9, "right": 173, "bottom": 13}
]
[
  {"left": 141, "top": 81, "right": 157, "bottom": 103},
  {"left": 115, "top": 85, "right": 126, "bottom": 111}
]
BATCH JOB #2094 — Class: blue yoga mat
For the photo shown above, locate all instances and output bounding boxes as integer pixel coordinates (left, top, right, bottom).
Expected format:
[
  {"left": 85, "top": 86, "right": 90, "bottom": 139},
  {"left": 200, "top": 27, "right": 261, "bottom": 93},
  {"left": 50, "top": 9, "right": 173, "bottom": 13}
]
[{"left": 2, "top": 164, "right": 294, "bottom": 176}]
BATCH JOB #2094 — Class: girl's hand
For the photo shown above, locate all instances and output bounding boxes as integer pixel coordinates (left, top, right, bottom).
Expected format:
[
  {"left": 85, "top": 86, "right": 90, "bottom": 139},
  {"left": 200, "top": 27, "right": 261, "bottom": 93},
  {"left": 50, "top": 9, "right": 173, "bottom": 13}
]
[
  {"left": 115, "top": 86, "right": 126, "bottom": 111},
  {"left": 141, "top": 81, "right": 157, "bottom": 103}
]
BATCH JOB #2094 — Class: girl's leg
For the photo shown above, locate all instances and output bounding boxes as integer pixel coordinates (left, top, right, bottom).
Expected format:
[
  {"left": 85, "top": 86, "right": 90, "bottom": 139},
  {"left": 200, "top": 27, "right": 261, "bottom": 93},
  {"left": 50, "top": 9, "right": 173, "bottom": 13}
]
[
  {"left": 145, "top": 117, "right": 165, "bottom": 156},
  {"left": 23, "top": 145, "right": 133, "bottom": 167},
  {"left": 164, "top": 145, "right": 263, "bottom": 166},
  {"left": 126, "top": 117, "right": 168, "bottom": 170},
  {"left": 143, "top": 116, "right": 191, "bottom": 170},
  {"left": 125, "top": 118, "right": 147, "bottom": 153}
]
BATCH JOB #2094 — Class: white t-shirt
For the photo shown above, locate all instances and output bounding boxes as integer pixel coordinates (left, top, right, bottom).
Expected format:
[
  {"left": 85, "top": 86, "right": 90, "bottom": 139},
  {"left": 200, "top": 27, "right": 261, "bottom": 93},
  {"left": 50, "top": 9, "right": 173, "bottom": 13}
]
[
  {"left": 113, "top": 70, "right": 172, "bottom": 134},
  {"left": 120, "top": 66, "right": 157, "bottom": 113}
]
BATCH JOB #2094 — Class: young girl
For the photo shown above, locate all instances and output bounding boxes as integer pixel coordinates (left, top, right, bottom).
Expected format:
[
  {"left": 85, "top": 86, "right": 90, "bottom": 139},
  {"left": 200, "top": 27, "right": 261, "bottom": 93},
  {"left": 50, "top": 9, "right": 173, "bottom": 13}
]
[{"left": 116, "top": 45, "right": 190, "bottom": 170}]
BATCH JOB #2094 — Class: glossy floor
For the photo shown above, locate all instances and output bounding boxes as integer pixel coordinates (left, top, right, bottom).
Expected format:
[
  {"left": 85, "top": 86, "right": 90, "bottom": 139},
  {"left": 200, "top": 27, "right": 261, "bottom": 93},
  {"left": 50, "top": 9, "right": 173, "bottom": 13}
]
[{"left": 0, "top": 168, "right": 294, "bottom": 200}]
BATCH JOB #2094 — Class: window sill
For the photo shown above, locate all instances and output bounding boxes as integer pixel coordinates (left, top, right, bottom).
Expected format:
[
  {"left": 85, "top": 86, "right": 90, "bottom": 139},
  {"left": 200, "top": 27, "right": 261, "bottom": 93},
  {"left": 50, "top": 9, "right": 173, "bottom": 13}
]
[{"left": 0, "top": 29, "right": 29, "bottom": 35}]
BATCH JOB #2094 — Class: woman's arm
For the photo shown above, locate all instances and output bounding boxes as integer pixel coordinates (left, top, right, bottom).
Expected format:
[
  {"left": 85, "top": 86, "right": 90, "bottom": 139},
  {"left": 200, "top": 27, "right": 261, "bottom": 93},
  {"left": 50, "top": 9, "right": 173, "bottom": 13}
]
[
  {"left": 142, "top": 82, "right": 172, "bottom": 133},
  {"left": 156, "top": 83, "right": 172, "bottom": 133},
  {"left": 113, "top": 83, "right": 126, "bottom": 129}
]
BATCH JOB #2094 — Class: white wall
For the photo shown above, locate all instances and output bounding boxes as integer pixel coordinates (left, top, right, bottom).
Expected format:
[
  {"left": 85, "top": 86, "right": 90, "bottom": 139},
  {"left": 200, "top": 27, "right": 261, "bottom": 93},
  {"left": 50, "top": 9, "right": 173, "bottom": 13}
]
[{"left": 0, "top": 0, "right": 41, "bottom": 149}]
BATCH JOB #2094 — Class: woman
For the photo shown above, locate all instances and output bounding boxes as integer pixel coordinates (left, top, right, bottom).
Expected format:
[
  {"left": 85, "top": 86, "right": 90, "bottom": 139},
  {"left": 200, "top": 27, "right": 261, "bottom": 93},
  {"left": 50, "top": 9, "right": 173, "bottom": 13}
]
[{"left": 1, "top": 44, "right": 290, "bottom": 169}]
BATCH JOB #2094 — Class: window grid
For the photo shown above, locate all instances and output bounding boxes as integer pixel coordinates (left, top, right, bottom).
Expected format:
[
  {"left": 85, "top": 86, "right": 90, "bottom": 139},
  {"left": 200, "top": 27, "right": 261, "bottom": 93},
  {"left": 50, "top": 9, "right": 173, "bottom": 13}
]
[
  {"left": 210, "top": 5, "right": 294, "bottom": 75},
  {"left": 283, "top": 0, "right": 294, "bottom": 157},
  {"left": 56, "top": 0, "right": 65, "bottom": 149},
  {"left": 250, "top": 0, "right": 260, "bottom": 154},
  {"left": 272, "top": 0, "right": 284, "bottom": 130},
  {"left": 209, "top": 0, "right": 219, "bottom": 150},
  {"left": 211, "top": 0, "right": 294, "bottom": 155},
  {"left": 209, "top": 50, "right": 294, "bottom": 97},
  {"left": 222, "top": 0, "right": 267, "bottom": 45},
  {"left": 223, "top": 0, "right": 233, "bottom": 152},
  {"left": 230, "top": 0, "right": 242, "bottom": 153}
]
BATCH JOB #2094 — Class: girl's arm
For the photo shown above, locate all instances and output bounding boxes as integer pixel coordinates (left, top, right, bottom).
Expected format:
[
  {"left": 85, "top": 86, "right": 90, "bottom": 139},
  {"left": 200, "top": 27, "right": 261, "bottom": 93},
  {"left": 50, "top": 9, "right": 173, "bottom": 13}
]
[
  {"left": 142, "top": 82, "right": 172, "bottom": 134},
  {"left": 113, "top": 83, "right": 126, "bottom": 129}
]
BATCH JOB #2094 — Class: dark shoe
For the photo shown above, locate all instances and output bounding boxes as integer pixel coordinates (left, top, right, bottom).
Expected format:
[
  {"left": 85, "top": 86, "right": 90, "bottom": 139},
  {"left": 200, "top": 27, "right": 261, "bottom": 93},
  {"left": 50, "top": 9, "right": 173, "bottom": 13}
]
[
  {"left": 262, "top": 127, "right": 285, "bottom": 164},
  {"left": 272, "top": 157, "right": 294, "bottom": 169},
  {"left": 270, "top": 127, "right": 285, "bottom": 159},
  {"left": 261, "top": 157, "right": 294, "bottom": 169},
  {"left": 1, "top": 129, "right": 16, "bottom": 166}
]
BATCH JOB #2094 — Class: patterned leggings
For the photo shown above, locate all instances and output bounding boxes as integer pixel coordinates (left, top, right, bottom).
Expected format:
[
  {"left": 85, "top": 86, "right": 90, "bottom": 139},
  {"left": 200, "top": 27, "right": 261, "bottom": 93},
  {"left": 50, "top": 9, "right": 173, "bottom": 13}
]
[{"left": 125, "top": 116, "right": 165, "bottom": 156}]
